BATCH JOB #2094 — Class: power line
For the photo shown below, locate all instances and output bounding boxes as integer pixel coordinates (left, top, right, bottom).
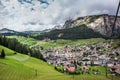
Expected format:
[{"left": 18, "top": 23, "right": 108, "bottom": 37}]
[{"left": 112, "top": 0, "right": 120, "bottom": 36}]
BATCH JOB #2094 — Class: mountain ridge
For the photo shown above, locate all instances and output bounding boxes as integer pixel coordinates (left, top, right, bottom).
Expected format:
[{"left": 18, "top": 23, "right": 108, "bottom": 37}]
[
  {"left": 0, "top": 28, "right": 25, "bottom": 36},
  {"left": 0, "top": 28, "right": 19, "bottom": 34},
  {"left": 34, "top": 14, "right": 120, "bottom": 40},
  {"left": 62, "top": 14, "right": 120, "bottom": 38}
]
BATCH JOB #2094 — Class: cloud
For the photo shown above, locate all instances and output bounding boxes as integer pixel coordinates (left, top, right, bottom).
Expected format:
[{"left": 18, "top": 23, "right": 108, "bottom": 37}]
[{"left": 0, "top": 0, "right": 119, "bottom": 31}]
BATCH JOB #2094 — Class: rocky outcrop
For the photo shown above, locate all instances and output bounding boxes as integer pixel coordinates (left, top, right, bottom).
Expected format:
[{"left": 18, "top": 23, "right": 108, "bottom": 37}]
[{"left": 63, "top": 14, "right": 120, "bottom": 38}]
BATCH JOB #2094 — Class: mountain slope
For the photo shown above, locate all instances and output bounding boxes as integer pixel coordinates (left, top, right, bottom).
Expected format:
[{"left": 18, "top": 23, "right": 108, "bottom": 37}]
[
  {"left": 36, "top": 24, "right": 103, "bottom": 40},
  {"left": 63, "top": 14, "right": 120, "bottom": 38},
  {"left": 36, "top": 14, "right": 120, "bottom": 40}
]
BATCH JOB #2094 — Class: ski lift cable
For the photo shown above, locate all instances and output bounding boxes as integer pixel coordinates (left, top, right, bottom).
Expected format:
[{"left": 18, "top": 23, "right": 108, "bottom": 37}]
[{"left": 112, "top": 0, "right": 120, "bottom": 35}]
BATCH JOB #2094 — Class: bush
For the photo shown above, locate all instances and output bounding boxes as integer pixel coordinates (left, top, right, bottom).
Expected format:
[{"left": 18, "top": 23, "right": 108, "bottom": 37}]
[
  {"left": 14, "top": 52, "right": 17, "bottom": 54},
  {"left": 54, "top": 66, "right": 64, "bottom": 73},
  {"left": 75, "top": 69, "right": 80, "bottom": 74}
]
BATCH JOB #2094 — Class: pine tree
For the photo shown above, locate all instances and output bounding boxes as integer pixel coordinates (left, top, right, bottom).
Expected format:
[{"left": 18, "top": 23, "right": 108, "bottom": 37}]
[{"left": 0, "top": 49, "right": 6, "bottom": 58}]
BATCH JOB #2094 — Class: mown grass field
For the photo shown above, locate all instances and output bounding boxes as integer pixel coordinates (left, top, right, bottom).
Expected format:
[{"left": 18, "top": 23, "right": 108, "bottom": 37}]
[{"left": 0, "top": 45, "right": 120, "bottom": 80}]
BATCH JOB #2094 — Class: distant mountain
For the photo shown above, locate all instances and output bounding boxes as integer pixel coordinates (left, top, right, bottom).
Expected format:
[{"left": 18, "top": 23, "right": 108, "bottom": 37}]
[
  {"left": 23, "top": 31, "right": 41, "bottom": 34},
  {"left": 23, "top": 29, "right": 52, "bottom": 34},
  {"left": 0, "top": 28, "right": 52, "bottom": 36},
  {"left": 0, "top": 28, "right": 24, "bottom": 36},
  {"left": 0, "top": 28, "right": 16, "bottom": 34},
  {"left": 35, "top": 14, "right": 120, "bottom": 40}
]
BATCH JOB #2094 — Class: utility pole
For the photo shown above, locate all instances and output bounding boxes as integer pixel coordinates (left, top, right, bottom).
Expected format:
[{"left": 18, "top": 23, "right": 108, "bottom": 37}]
[
  {"left": 35, "top": 69, "right": 37, "bottom": 76},
  {"left": 73, "top": 74, "right": 75, "bottom": 80},
  {"left": 112, "top": 0, "right": 120, "bottom": 36},
  {"left": 105, "top": 61, "right": 108, "bottom": 77}
]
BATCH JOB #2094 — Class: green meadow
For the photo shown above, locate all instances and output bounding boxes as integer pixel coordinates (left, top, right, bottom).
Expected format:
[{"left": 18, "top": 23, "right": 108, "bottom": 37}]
[
  {"left": 8, "top": 36, "right": 105, "bottom": 49},
  {"left": 8, "top": 36, "right": 37, "bottom": 47}
]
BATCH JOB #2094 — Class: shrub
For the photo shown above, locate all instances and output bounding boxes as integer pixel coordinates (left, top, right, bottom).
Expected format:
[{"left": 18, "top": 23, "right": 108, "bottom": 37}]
[{"left": 14, "top": 52, "right": 17, "bottom": 54}]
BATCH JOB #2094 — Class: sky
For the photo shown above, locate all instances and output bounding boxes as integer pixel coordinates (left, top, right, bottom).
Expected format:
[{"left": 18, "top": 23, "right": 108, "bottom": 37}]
[{"left": 0, "top": 0, "right": 119, "bottom": 31}]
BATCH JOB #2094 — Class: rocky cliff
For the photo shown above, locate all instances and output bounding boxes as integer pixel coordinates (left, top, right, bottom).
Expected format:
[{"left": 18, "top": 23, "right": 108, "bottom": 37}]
[{"left": 63, "top": 14, "right": 120, "bottom": 38}]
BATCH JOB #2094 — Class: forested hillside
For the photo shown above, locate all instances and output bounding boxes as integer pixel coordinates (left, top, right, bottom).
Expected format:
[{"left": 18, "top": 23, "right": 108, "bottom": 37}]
[
  {"left": 34, "top": 24, "right": 103, "bottom": 40},
  {"left": 0, "top": 35, "right": 44, "bottom": 60}
]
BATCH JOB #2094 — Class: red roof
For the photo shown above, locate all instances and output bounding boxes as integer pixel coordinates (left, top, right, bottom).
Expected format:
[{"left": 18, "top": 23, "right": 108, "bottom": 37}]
[{"left": 64, "top": 66, "right": 75, "bottom": 72}]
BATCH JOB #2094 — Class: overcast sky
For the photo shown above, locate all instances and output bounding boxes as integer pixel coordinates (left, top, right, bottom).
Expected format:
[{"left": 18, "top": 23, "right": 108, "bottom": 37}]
[{"left": 0, "top": 0, "right": 119, "bottom": 31}]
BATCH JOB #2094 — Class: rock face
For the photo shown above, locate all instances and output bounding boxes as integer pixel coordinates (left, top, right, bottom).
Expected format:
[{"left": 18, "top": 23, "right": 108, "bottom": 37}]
[{"left": 63, "top": 14, "right": 120, "bottom": 38}]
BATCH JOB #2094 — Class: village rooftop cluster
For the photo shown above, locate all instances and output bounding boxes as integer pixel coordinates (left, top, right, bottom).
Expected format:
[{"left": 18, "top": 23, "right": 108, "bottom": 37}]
[{"left": 43, "top": 41, "right": 120, "bottom": 75}]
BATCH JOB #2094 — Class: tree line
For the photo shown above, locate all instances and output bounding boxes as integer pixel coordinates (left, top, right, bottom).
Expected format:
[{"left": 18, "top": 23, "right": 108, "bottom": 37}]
[{"left": 0, "top": 35, "right": 45, "bottom": 61}]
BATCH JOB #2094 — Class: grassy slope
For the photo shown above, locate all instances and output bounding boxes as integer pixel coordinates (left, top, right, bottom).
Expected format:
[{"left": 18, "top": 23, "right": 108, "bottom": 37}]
[
  {"left": 0, "top": 45, "right": 120, "bottom": 80},
  {"left": 8, "top": 36, "right": 106, "bottom": 49},
  {"left": 36, "top": 38, "right": 106, "bottom": 49},
  {"left": 8, "top": 36, "right": 37, "bottom": 47},
  {"left": 0, "top": 46, "right": 16, "bottom": 55},
  {"left": 0, "top": 45, "right": 62, "bottom": 80}
]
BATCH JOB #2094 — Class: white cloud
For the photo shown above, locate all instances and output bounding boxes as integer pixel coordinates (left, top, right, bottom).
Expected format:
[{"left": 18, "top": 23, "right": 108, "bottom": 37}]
[{"left": 0, "top": 0, "right": 119, "bottom": 31}]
